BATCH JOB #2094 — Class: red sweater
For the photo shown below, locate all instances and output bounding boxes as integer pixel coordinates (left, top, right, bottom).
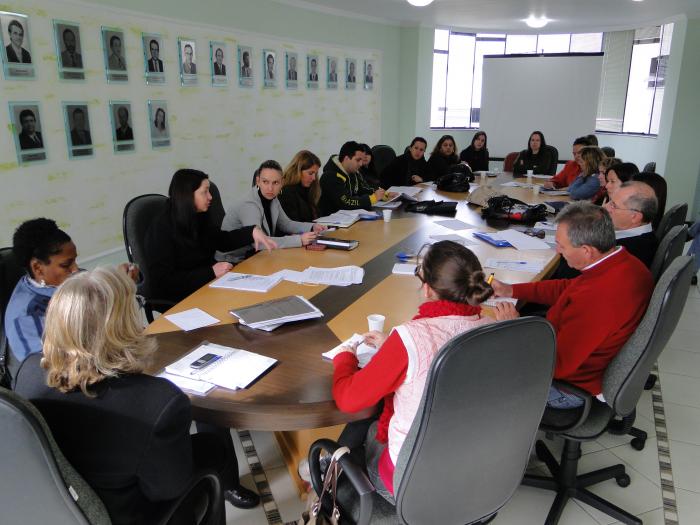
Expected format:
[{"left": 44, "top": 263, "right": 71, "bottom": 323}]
[
  {"left": 512, "top": 248, "right": 653, "bottom": 394},
  {"left": 551, "top": 160, "right": 580, "bottom": 188}
]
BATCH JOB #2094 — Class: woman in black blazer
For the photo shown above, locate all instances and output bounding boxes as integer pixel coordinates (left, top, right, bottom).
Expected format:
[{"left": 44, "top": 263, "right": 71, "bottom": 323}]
[
  {"left": 14, "top": 267, "right": 258, "bottom": 524},
  {"left": 145, "top": 169, "right": 276, "bottom": 303}
]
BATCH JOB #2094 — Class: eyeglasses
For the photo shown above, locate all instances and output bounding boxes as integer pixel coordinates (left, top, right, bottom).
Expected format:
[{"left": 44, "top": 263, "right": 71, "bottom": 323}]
[
  {"left": 414, "top": 263, "right": 424, "bottom": 283},
  {"left": 607, "top": 200, "right": 639, "bottom": 213}
]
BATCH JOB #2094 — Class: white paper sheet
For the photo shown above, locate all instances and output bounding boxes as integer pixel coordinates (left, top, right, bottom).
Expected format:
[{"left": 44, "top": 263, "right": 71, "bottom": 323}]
[
  {"left": 534, "top": 221, "right": 558, "bottom": 231},
  {"left": 434, "top": 219, "right": 475, "bottom": 231},
  {"left": 157, "top": 371, "right": 216, "bottom": 395},
  {"left": 322, "top": 333, "right": 379, "bottom": 368},
  {"left": 484, "top": 258, "right": 547, "bottom": 273},
  {"left": 392, "top": 263, "right": 417, "bottom": 275},
  {"left": 301, "top": 266, "right": 364, "bottom": 286},
  {"left": 482, "top": 297, "right": 519, "bottom": 308},
  {"left": 164, "top": 308, "right": 220, "bottom": 331},
  {"left": 429, "top": 233, "right": 477, "bottom": 246},
  {"left": 209, "top": 272, "right": 282, "bottom": 292},
  {"left": 497, "top": 230, "right": 551, "bottom": 250}
]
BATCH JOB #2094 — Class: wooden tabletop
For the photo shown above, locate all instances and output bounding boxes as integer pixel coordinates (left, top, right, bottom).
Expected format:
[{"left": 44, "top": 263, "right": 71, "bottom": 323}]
[{"left": 146, "top": 173, "right": 567, "bottom": 431}]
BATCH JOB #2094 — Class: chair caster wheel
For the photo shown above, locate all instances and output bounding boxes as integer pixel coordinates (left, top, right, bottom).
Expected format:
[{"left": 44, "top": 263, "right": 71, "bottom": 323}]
[
  {"left": 631, "top": 437, "right": 646, "bottom": 451},
  {"left": 644, "top": 374, "right": 657, "bottom": 390},
  {"left": 616, "top": 474, "right": 631, "bottom": 487}
]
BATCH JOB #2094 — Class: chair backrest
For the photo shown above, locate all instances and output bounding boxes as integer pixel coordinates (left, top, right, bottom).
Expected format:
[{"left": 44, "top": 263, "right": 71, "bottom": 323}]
[
  {"left": 546, "top": 145, "right": 559, "bottom": 174},
  {"left": 0, "top": 386, "right": 111, "bottom": 524},
  {"left": 601, "top": 146, "right": 616, "bottom": 157},
  {"left": 643, "top": 161, "right": 656, "bottom": 173},
  {"left": 1, "top": 247, "right": 25, "bottom": 384},
  {"left": 650, "top": 224, "right": 688, "bottom": 283},
  {"left": 604, "top": 256, "right": 695, "bottom": 417},
  {"left": 208, "top": 181, "right": 226, "bottom": 229},
  {"left": 503, "top": 151, "right": 519, "bottom": 172},
  {"left": 122, "top": 194, "right": 167, "bottom": 299},
  {"left": 371, "top": 145, "right": 396, "bottom": 177},
  {"left": 655, "top": 202, "right": 688, "bottom": 242},
  {"left": 393, "top": 317, "right": 556, "bottom": 525}
]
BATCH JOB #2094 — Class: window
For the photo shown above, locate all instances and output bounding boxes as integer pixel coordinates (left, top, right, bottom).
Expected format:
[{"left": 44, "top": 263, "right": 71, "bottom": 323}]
[
  {"left": 431, "top": 30, "right": 604, "bottom": 129},
  {"left": 431, "top": 26, "right": 672, "bottom": 135}
]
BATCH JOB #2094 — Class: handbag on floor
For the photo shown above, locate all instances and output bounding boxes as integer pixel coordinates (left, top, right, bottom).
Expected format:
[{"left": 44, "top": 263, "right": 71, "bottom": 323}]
[{"left": 297, "top": 446, "right": 350, "bottom": 525}]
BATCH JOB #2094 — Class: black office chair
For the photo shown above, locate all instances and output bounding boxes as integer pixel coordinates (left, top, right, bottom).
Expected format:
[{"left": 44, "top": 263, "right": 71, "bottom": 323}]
[
  {"left": 208, "top": 181, "right": 226, "bottom": 229},
  {"left": 0, "top": 386, "right": 224, "bottom": 525},
  {"left": 0, "top": 247, "right": 25, "bottom": 388},
  {"left": 655, "top": 203, "right": 688, "bottom": 243},
  {"left": 523, "top": 255, "right": 695, "bottom": 525},
  {"left": 651, "top": 224, "right": 688, "bottom": 283},
  {"left": 371, "top": 145, "right": 396, "bottom": 178},
  {"left": 307, "top": 317, "right": 556, "bottom": 525},
  {"left": 642, "top": 161, "right": 656, "bottom": 173},
  {"left": 546, "top": 145, "right": 559, "bottom": 175},
  {"left": 122, "top": 194, "right": 174, "bottom": 323}
]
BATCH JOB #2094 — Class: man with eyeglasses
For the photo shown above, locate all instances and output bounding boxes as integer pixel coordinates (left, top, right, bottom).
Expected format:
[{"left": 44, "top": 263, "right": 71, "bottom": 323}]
[{"left": 603, "top": 181, "right": 658, "bottom": 268}]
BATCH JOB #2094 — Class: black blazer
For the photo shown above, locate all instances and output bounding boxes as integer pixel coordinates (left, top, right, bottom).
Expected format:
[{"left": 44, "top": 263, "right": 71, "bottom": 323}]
[
  {"left": 617, "top": 231, "right": 658, "bottom": 268},
  {"left": 14, "top": 353, "right": 194, "bottom": 525},
  {"left": 5, "top": 44, "right": 31, "bottom": 63},
  {"left": 147, "top": 58, "right": 163, "bottom": 72},
  {"left": 19, "top": 131, "right": 43, "bottom": 150},
  {"left": 145, "top": 208, "right": 254, "bottom": 303},
  {"left": 214, "top": 62, "right": 226, "bottom": 76}
]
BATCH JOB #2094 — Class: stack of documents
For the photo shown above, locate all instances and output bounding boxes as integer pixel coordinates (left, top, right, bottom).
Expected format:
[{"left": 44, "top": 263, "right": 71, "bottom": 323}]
[
  {"left": 314, "top": 209, "right": 369, "bottom": 227},
  {"left": 539, "top": 188, "right": 570, "bottom": 196},
  {"left": 160, "top": 342, "right": 277, "bottom": 392},
  {"left": 322, "top": 333, "right": 379, "bottom": 368},
  {"left": 209, "top": 272, "right": 283, "bottom": 292},
  {"left": 230, "top": 295, "right": 323, "bottom": 331},
  {"left": 293, "top": 265, "right": 364, "bottom": 286},
  {"left": 374, "top": 186, "right": 423, "bottom": 208}
]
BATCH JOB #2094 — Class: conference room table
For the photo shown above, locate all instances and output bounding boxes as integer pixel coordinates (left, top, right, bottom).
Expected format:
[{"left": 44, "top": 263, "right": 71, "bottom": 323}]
[{"left": 145, "top": 172, "right": 569, "bottom": 493}]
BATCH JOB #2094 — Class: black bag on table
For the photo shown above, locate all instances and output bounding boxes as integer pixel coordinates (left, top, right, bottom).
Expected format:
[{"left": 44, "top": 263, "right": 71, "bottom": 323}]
[
  {"left": 481, "top": 195, "right": 548, "bottom": 223},
  {"left": 406, "top": 200, "right": 458, "bottom": 216},
  {"left": 436, "top": 164, "right": 473, "bottom": 192}
]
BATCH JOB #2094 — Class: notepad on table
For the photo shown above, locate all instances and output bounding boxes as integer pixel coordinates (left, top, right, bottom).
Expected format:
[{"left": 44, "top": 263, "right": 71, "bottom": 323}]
[
  {"left": 484, "top": 258, "right": 546, "bottom": 273},
  {"left": 164, "top": 308, "right": 220, "bottom": 331},
  {"left": 496, "top": 229, "right": 551, "bottom": 250},
  {"left": 392, "top": 263, "right": 417, "bottom": 275},
  {"left": 209, "top": 272, "right": 282, "bottom": 292},
  {"left": 322, "top": 333, "right": 379, "bottom": 368},
  {"left": 230, "top": 295, "right": 323, "bottom": 331},
  {"left": 482, "top": 297, "right": 519, "bottom": 308},
  {"left": 164, "top": 342, "right": 277, "bottom": 390},
  {"left": 157, "top": 371, "right": 216, "bottom": 396}
]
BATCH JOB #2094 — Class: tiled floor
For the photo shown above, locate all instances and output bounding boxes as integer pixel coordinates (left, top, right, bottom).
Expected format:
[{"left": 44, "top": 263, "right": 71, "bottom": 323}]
[{"left": 81, "top": 249, "right": 700, "bottom": 524}]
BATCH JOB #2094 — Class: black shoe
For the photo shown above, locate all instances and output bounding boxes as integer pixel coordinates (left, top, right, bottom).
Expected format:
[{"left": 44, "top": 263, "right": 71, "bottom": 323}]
[
  {"left": 692, "top": 275, "right": 698, "bottom": 286},
  {"left": 224, "top": 486, "right": 260, "bottom": 509}
]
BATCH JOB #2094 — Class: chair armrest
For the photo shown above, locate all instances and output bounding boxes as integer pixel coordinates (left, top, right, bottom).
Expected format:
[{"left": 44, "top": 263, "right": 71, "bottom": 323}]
[
  {"left": 155, "top": 468, "right": 223, "bottom": 525},
  {"left": 539, "top": 379, "right": 594, "bottom": 433},
  {"left": 309, "top": 439, "right": 375, "bottom": 525}
]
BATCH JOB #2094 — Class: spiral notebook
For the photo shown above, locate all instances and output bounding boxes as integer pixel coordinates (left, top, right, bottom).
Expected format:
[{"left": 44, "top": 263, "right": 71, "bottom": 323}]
[{"left": 164, "top": 341, "right": 277, "bottom": 390}]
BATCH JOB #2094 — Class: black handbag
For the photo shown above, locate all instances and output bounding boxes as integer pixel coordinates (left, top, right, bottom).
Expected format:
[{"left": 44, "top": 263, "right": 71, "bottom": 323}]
[
  {"left": 406, "top": 199, "right": 458, "bottom": 216},
  {"left": 436, "top": 164, "right": 473, "bottom": 192},
  {"left": 481, "top": 195, "right": 548, "bottom": 223}
]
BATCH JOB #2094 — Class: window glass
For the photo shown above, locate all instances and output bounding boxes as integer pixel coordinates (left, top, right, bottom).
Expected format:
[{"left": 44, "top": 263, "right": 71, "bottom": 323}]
[
  {"left": 444, "top": 33, "right": 475, "bottom": 127},
  {"left": 430, "top": 52, "right": 448, "bottom": 127},
  {"left": 536, "top": 34, "right": 571, "bottom": 53},
  {"left": 434, "top": 29, "right": 449, "bottom": 51},
  {"left": 570, "top": 33, "right": 604, "bottom": 52},
  {"left": 471, "top": 38, "right": 506, "bottom": 127},
  {"left": 505, "top": 35, "right": 537, "bottom": 54}
]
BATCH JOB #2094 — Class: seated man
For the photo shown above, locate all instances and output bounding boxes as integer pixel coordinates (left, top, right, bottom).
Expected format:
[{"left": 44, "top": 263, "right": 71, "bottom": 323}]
[
  {"left": 319, "top": 140, "right": 385, "bottom": 216},
  {"left": 491, "top": 202, "right": 654, "bottom": 408},
  {"left": 543, "top": 136, "right": 590, "bottom": 189}
]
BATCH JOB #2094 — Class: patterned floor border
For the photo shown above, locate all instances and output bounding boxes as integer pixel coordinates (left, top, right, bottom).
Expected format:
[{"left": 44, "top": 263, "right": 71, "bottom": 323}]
[
  {"left": 241, "top": 363, "right": 682, "bottom": 525},
  {"left": 651, "top": 364, "right": 680, "bottom": 525}
]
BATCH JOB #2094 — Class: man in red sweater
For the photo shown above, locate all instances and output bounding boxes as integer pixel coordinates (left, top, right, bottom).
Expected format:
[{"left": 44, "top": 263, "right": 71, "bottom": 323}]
[
  {"left": 492, "top": 202, "right": 653, "bottom": 408},
  {"left": 543, "top": 136, "right": 591, "bottom": 189}
]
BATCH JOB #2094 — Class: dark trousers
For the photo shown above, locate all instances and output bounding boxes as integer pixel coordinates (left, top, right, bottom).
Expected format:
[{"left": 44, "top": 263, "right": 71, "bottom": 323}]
[{"left": 194, "top": 422, "right": 240, "bottom": 489}]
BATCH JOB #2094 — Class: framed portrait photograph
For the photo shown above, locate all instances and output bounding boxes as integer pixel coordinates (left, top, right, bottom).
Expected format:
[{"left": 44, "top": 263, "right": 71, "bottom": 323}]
[
  {"left": 102, "top": 27, "right": 128, "bottom": 82},
  {"left": 54, "top": 21, "right": 84, "bottom": 80},
  {"left": 109, "top": 101, "right": 135, "bottom": 153},
  {"left": 262, "top": 49, "right": 276, "bottom": 88},
  {"left": 0, "top": 12, "right": 35, "bottom": 79},
  {"left": 63, "top": 103, "right": 93, "bottom": 158},
  {"left": 306, "top": 54, "right": 319, "bottom": 89},
  {"left": 364, "top": 60, "right": 375, "bottom": 90},
  {"left": 326, "top": 56, "right": 338, "bottom": 89},
  {"left": 178, "top": 38, "right": 197, "bottom": 86},
  {"left": 143, "top": 33, "right": 165, "bottom": 85},
  {"left": 210, "top": 41, "right": 227, "bottom": 87},
  {"left": 148, "top": 100, "right": 170, "bottom": 149},
  {"left": 345, "top": 58, "right": 357, "bottom": 90},
  {"left": 285, "top": 51, "right": 298, "bottom": 89},
  {"left": 238, "top": 45, "right": 253, "bottom": 87},
  {"left": 9, "top": 102, "right": 46, "bottom": 164}
]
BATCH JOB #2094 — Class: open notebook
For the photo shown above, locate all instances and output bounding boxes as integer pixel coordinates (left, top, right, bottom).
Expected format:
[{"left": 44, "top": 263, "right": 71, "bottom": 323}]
[{"left": 164, "top": 342, "right": 277, "bottom": 391}]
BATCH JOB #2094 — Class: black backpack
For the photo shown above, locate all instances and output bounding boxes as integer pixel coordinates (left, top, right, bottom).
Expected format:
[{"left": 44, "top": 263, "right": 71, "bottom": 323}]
[{"left": 437, "top": 164, "right": 473, "bottom": 192}]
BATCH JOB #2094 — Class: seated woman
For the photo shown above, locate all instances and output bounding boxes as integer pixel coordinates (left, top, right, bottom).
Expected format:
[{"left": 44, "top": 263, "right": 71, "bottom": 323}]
[
  {"left": 278, "top": 150, "right": 322, "bottom": 222},
  {"left": 221, "top": 160, "right": 326, "bottom": 260},
  {"left": 426, "top": 135, "right": 459, "bottom": 181},
  {"left": 379, "top": 137, "right": 430, "bottom": 188},
  {"left": 604, "top": 162, "right": 639, "bottom": 201},
  {"left": 633, "top": 171, "right": 667, "bottom": 229},
  {"left": 145, "top": 169, "right": 276, "bottom": 304},
  {"left": 513, "top": 131, "right": 556, "bottom": 176},
  {"left": 593, "top": 157, "right": 622, "bottom": 205},
  {"left": 358, "top": 143, "right": 381, "bottom": 188},
  {"left": 568, "top": 146, "right": 606, "bottom": 200},
  {"left": 14, "top": 267, "right": 256, "bottom": 524},
  {"left": 459, "top": 131, "right": 489, "bottom": 172},
  {"left": 331, "top": 241, "right": 502, "bottom": 500}
]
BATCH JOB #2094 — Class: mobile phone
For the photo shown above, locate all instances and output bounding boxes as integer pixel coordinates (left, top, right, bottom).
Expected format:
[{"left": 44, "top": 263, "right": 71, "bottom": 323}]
[{"left": 190, "top": 353, "right": 220, "bottom": 369}]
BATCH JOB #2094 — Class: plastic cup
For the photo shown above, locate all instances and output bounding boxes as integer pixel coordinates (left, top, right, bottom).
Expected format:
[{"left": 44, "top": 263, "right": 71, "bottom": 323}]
[
  {"left": 382, "top": 209, "right": 392, "bottom": 222},
  {"left": 367, "top": 314, "right": 385, "bottom": 332},
  {"left": 526, "top": 174, "right": 533, "bottom": 185},
  {"left": 480, "top": 172, "right": 487, "bottom": 183},
  {"left": 527, "top": 169, "right": 534, "bottom": 176},
  {"left": 532, "top": 184, "right": 541, "bottom": 197}
]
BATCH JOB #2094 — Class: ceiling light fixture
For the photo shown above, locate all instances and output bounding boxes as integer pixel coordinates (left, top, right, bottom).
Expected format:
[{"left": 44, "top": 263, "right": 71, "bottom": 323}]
[
  {"left": 523, "top": 15, "right": 551, "bottom": 28},
  {"left": 406, "top": 0, "right": 435, "bottom": 6}
]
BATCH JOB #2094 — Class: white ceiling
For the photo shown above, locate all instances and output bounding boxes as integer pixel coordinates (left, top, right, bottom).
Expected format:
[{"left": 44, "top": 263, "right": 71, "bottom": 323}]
[{"left": 274, "top": 0, "right": 700, "bottom": 33}]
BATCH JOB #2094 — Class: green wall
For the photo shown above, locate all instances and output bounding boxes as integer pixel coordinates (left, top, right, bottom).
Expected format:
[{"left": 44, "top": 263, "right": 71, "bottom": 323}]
[{"left": 86, "top": 0, "right": 402, "bottom": 147}]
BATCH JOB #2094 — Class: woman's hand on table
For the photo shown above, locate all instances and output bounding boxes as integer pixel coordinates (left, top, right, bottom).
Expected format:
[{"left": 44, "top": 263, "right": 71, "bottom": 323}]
[
  {"left": 312, "top": 224, "right": 327, "bottom": 233},
  {"left": 212, "top": 262, "right": 233, "bottom": 277},
  {"left": 490, "top": 278, "right": 513, "bottom": 298},
  {"left": 335, "top": 340, "right": 359, "bottom": 356},
  {"left": 300, "top": 231, "right": 318, "bottom": 246},
  {"left": 363, "top": 330, "right": 388, "bottom": 349},
  {"left": 493, "top": 302, "right": 520, "bottom": 321}
]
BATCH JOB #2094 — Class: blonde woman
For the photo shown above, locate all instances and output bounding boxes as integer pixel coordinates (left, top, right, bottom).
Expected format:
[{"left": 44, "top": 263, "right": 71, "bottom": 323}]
[
  {"left": 568, "top": 146, "right": 606, "bottom": 201},
  {"left": 278, "top": 150, "right": 323, "bottom": 222},
  {"left": 14, "top": 267, "right": 258, "bottom": 524}
]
